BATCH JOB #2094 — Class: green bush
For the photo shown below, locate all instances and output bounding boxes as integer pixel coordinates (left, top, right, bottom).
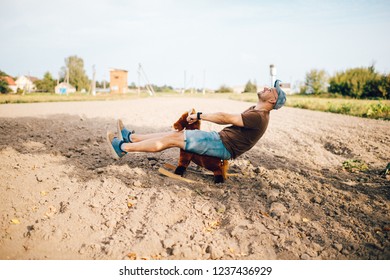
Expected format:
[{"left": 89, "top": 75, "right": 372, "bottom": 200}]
[
  {"left": 215, "top": 85, "right": 233, "bottom": 93},
  {"left": 329, "top": 66, "right": 389, "bottom": 99},
  {"left": 243, "top": 80, "right": 257, "bottom": 93}
]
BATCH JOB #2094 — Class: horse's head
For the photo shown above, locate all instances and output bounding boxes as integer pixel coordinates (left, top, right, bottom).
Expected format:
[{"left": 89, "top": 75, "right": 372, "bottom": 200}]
[{"left": 173, "top": 108, "right": 201, "bottom": 131}]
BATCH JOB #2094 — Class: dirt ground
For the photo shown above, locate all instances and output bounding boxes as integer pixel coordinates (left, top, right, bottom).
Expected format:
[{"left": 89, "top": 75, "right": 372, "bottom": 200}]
[{"left": 0, "top": 97, "right": 389, "bottom": 260}]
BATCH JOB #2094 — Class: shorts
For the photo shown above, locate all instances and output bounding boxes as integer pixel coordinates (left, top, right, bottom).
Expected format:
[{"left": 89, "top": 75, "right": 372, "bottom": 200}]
[{"left": 184, "top": 130, "right": 231, "bottom": 160}]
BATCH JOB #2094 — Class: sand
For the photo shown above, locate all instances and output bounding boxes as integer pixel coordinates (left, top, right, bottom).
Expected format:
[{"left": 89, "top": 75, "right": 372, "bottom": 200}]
[{"left": 0, "top": 97, "right": 389, "bottom": 260}]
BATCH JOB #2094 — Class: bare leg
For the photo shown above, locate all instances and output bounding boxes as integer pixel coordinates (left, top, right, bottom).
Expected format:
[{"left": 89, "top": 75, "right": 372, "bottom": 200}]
[
  {"left": 131, "top": 131, "right": 175, "bottom": 143},
  {"left": 121, "top": 131, "right": 185, "bottom": 153}
]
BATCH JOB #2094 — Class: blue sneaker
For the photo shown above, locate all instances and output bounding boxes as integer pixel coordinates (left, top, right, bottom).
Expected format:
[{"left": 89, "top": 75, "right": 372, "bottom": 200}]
[
  {"left": 106, "top": 132, "right": 126, "bottom": 159},
  {"left": 117, "top": 119, "right": 134, "bottom": 143}
]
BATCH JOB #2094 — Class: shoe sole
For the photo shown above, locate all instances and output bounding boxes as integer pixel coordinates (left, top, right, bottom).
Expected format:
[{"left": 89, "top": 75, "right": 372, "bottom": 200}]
[
  {"left": 106, "top": 131, "right": 119, "bottom": 160},
  {"left": 117, "top": 119, "right": 124, "bottom": 141}
]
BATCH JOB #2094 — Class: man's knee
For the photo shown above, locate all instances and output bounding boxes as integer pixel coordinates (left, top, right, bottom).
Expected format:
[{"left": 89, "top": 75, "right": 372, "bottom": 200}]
[{"left": 169, "top": 131, "right": 185, "bottom": 149}]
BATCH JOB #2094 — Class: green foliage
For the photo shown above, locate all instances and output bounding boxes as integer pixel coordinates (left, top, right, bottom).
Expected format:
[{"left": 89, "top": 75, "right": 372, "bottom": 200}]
[
  {"left": 0, "top": 78, "right": 11, "bottom": 94},
  {"left": 60, "top": 55, "right": 90, "bottom": 91},
  {"left": 215, "top": 84, "right": 233, "bottom": 93},
  {"left": 96, "top": 80, "right": 109, "bottom": 88},
  {"left": 328, "top": 66, "right": 389, "bottom": 99},
  {"left": 34, "top": 72, "right": 56, "bottom": 93},
  {"left": 365, "top": 101, "right": 389, "bottom": 118},
  {"left": 277, "top": 95, "right": 390, "bottom": 120},
  {"left": 0, "top": 70, "right": 9, "bottom": 77},
  {"left": 342, "top": 159, "right": 368, "bottom": 173},
  {"left": 301, "top": 69, "right": 328, "bottom": 95},
  {"left": 243, "top": 80, "right": 257, "bottom": 93},
  {"left": 0, "top": 70, "right": 11, "bottom": 94},
  {"left": 151, "top": 84, "right": 174, "bottom": 92}
]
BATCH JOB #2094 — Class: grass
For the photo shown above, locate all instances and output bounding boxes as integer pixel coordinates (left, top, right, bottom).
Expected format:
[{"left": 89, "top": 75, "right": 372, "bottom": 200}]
[
  {"left": 230, "top": 93, "right": 390, "bottom": 120},
  {"left": 1, "top": 91, "right": 389, "bottom": 120},
  {"left": 0, "top": 92, "right": 145, "bottom": 104}
]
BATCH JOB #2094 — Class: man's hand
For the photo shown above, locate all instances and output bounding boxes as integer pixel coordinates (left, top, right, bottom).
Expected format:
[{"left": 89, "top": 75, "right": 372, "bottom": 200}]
[{"left": 187, "top": 113, "right": 197, "bottom": 124}]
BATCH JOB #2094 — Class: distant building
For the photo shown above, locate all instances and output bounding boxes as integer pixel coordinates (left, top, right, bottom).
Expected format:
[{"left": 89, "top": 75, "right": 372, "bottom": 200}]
[
  {"left": 110, "top": 69, "right": 128, "bottom": 94},
  {"left": 55, "top": 82, "right": 76, "bottom": 94},
  {"left": 15, "top": 75, "right": 38, "bottom": 93},
  {"left": 1, "top": 76, "right": 17, "bottom": 93},
  {"left": 279, "top": 82, "right": 292, "bottom": 95}
]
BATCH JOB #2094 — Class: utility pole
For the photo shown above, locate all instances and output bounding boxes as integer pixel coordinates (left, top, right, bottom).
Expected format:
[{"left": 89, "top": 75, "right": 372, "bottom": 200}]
[
  {"left": 182, "top": 70, "right": 187, "bottom": 94},
  {"left": 138, "top": 63, "right": 154, "bottom": 96},
  {"left": 91, "top": 65, "right": 96, "bottom": 96},
  {"left": 202, "top": 69, "right": 206, "bottom": 95},
  {"left": 66, "top": 68, "right": 69, "bottom": 96},
  {"left": 137, "top": 64, "right": 141, "bottom": 96}
]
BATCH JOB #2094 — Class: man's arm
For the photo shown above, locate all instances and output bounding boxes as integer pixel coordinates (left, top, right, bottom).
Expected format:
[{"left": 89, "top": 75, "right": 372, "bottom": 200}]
[{"left": 187, "top": 112, "right": 244, "bottom": 127}]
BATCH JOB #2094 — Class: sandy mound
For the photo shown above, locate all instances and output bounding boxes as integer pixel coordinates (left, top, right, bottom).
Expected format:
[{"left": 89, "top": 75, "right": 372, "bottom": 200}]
[{"left": 0, "top": 97, "right": 389, "bottom": 259}]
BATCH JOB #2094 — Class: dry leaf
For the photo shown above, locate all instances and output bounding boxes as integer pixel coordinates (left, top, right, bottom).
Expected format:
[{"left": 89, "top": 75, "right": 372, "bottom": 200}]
[
  {"left": 127, "top": 252, "right": 136, "bottom": 260},
  {"left": 151, "top": 254, "right": 161, "bottom": 260},
  {"left": 11, "top": 219, "right": 20, "bottom": 224},
  {"left": 205, "top": 221, "right": 221, "bottom": 232},
  {"left": 259, "top": 210, "right": 270, "bottom": 217},
  {"left": 127, "top": 202, "right": 133, "bottom": 208}
]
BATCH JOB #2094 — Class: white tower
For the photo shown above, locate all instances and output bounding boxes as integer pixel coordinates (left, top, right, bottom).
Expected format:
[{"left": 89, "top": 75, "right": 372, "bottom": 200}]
[{"left": 269, "top": 64, "right": 277, "bottom": 87}]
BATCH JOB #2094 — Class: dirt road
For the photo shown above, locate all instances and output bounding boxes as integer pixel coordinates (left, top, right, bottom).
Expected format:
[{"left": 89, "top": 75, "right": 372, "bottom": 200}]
[{"left": 0, "top": 97, "right": 389, "bottom": 259}]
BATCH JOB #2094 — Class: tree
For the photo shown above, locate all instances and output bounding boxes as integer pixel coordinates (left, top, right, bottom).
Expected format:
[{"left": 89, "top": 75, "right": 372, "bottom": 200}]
[
  {"left": 244, "top": 79, "right": 257, "bottom": 93},
  {"left": 300, "top": 69, "right": 328, "bottom": 95},
  {"left": 0, "top": 79, "right": 11, "bottom": 94},
  {"left": 60, "top": 55, "right": 89, "bottom": 91},
  {"left": 0, "top": 70, "right": 11, "bottom": 94},
  {"left": 35, "top": 72, "right": 56, "bottom": 93},
  {"left": 328, "top": 66, "right": 387, "bottom": 98}
]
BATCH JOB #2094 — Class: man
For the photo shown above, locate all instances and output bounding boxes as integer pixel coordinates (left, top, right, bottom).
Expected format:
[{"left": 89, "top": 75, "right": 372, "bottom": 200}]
[{"left": 107, "top": 80, "right": 286, "bottom": 160}]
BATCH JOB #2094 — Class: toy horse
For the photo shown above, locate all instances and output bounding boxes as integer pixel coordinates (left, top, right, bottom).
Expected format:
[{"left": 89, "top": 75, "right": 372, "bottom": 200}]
[{"left": 173, "top": 109, "right": 228, "bottom": 183}]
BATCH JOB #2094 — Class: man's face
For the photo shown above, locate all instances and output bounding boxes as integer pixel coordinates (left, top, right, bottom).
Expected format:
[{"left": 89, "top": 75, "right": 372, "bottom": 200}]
[{"left": 258, "top": 87, "right": 278, "bottom": 102}]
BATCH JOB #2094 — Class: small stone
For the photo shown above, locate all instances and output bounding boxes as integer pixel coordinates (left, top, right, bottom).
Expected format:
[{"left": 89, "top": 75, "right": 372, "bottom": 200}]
[
  {"left": 133, "top": 180, "right": 142, "bottom": 187},
  {"left": 311, "top": 196, "right": 322, "bottom": 204},
  {"left": 163, "top": 238, "right": 175, "bottom": 248},
  {"left": 341, "top": 249, "right": 349, "bottom": 255},
  {"left": 79, "top": 246, "right": 86, "bottom": 254},
  {"left": 270, "top": 202, "right": 287, "bottom": 217},
  {"left": 206, "top": 245, "right": 224, "bottom": 260},
  {"left": 268, "top": 195, "right": 278, "bottom": 203},
  {"left": 333, "top": 243, "right": 343, "bottom": 252},
  {"left": 301, "top": 253, "right": 310, "bottom": 260}
]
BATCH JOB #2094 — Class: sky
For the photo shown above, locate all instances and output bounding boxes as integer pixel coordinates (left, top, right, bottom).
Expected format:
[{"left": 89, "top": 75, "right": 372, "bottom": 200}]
[{"left": 1, "top": 0, "right": 390, "bottom": 89}]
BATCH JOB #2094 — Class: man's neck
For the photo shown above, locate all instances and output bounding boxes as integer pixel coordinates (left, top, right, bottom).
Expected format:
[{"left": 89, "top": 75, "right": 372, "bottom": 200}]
[{"left": 254, "top": 101, "right": 272, "bottom": 112}]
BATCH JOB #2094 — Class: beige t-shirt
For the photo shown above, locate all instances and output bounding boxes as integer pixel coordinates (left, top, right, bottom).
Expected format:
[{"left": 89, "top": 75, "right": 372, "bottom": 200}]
[{"left": 219, "top": 106, "right": 269, "bottom": 159}]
